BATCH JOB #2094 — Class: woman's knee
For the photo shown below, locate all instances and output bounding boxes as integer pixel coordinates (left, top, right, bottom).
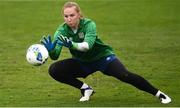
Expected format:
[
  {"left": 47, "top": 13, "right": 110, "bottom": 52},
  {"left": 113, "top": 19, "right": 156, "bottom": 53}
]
[
  {"left": 48, "top": 63, "right": 57, "bottom": 78},
  {"left": 49, "top": 62, "right": 72, "bottom": 79},
  {"left": 48, "top": 62, "right": 64, "bottom": 78}
]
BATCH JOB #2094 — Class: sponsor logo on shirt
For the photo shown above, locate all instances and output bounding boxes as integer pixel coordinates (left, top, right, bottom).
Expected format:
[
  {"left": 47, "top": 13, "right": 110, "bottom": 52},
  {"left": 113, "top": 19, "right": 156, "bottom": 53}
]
[
  {"left": 78, "top": 32, "right": 84, "bottom": 39},
  {"left": 69, "top": 37, "right": 73, "bottom": 41}
]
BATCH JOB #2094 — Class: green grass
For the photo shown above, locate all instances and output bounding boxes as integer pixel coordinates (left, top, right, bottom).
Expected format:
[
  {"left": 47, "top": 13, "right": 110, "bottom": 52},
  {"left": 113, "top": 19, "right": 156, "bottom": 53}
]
[{"left": 0, "top": 0, "right": 180, "bottom": 107}]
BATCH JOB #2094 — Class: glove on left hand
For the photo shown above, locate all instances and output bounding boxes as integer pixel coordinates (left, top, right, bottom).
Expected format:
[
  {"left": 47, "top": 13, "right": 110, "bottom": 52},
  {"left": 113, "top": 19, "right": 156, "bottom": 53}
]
[{"left": 57, "top": 35, "right": 73, "bottom": 48}]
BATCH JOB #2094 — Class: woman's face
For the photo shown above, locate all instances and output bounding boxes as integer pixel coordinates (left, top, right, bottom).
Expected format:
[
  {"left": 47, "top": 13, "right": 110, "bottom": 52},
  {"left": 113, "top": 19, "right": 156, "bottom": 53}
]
[{"left": 63, "top": 6, "right": 81, "bottom": 29}]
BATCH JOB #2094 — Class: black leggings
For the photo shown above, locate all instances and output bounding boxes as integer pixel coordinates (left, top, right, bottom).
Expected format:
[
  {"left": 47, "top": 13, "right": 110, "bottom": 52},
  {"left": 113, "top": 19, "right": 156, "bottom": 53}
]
[{"left": 49, "top": 58, "right": 158, "bottom": 96}]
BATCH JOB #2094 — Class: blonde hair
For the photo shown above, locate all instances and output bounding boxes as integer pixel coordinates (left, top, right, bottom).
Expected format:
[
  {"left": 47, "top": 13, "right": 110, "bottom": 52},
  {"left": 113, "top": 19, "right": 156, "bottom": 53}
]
[{"left": 62, "top": 1, "right": 83, "bottom": 18}]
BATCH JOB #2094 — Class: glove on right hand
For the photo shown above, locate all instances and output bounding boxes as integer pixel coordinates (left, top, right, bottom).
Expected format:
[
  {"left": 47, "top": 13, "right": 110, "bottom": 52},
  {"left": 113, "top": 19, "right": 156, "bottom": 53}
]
[{"left": 40, "top": 35, "right": 57, "bottom": 52}]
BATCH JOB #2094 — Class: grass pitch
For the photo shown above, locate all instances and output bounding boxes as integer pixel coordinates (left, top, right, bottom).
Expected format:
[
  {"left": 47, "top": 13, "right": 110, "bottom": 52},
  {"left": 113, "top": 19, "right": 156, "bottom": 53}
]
[{"left": 0, "top": 0, "right": 180, "bottom": 107}]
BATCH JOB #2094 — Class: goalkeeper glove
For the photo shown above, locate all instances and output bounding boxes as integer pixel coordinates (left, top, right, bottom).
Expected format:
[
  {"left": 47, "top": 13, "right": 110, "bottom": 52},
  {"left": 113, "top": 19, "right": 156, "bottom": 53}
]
[
  {"left": 57, "top": 35, "right": 74, "bottom": 48},
  {"left": 40, "top": 35, "right": 57, "bottom": 52},
  {"left": 57, "top": 35, "right": 90, "bottom": 52}
]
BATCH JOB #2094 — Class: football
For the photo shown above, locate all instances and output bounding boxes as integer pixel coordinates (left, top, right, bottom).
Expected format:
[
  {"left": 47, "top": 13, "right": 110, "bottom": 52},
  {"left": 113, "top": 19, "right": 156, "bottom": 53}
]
[{"left": 26, "top": 44, "right": 49, "bottom": 66}]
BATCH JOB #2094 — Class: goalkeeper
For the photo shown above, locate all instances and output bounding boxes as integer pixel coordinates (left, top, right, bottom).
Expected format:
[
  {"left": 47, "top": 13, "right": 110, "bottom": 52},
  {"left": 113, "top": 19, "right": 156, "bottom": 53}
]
[{"left": 41, "top": 1, "right": 171, "bottom": 103}]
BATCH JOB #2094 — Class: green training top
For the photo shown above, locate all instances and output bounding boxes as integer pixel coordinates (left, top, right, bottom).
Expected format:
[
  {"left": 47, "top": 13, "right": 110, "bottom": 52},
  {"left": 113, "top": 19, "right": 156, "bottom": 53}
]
[{"left": 49, "top": 18, "right": 114, "bottom": 62}]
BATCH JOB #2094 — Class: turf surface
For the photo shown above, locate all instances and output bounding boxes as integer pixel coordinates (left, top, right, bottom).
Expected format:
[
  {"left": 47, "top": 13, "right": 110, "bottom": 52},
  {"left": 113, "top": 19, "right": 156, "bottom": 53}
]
[{"left": 0, "top": 0, "right": 180, "bottom": 107}]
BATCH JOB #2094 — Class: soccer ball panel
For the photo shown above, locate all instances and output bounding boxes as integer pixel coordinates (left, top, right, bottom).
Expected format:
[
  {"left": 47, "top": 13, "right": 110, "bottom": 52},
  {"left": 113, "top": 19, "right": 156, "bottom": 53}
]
[{"left": 26, "top": 44, "right": 49, "bottom": 66}]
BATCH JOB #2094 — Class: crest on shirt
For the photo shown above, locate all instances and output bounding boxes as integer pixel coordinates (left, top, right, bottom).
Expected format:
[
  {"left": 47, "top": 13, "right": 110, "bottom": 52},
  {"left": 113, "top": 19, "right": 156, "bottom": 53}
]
[{"left": 78, "top": 32, "right": 84, "bottom": 39}]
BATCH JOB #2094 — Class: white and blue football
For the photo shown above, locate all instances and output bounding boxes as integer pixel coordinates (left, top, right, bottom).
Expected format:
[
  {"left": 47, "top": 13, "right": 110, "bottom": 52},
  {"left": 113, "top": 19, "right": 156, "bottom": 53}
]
[{"left": 26, "top": 44, "right": 49, "bottom": 66}]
